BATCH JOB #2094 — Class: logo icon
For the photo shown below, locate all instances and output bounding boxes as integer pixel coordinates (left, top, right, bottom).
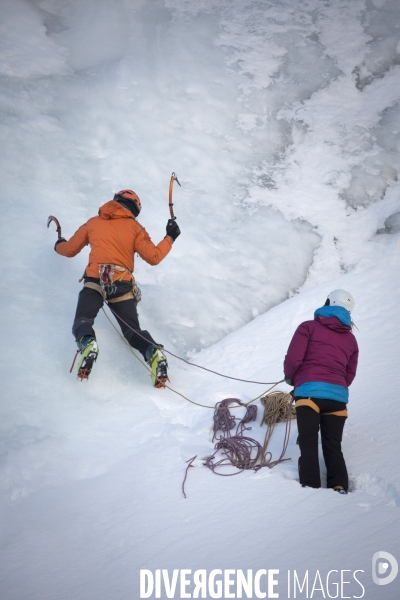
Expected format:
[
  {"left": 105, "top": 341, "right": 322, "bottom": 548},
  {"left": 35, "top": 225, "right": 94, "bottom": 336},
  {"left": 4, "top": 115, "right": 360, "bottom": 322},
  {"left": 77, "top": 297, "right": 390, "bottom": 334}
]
[{"left": 372, "top": 551, "right": 398, "bottom": 585}]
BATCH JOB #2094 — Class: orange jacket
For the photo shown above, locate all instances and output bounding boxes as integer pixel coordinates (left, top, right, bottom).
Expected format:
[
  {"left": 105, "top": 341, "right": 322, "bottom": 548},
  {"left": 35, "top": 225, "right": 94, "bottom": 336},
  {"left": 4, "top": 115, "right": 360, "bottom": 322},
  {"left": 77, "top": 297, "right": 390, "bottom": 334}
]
[{"left": 55, "top": 200, "right": 173, "bottom": 279}]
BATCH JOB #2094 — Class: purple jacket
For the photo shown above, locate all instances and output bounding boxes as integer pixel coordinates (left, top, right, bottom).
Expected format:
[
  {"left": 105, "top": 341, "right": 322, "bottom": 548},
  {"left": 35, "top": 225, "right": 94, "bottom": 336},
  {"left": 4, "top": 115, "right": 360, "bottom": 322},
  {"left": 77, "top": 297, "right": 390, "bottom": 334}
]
[{"left": 284, "top": 307, "right": 358, "bottom": 391}]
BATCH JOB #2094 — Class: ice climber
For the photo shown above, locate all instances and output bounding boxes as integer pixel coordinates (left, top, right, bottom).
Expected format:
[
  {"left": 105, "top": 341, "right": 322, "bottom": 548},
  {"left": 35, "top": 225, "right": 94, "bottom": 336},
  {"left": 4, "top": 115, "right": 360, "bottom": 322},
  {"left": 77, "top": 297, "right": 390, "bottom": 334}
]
[
  {"left": 53, "top": 189, "right": 181, "bottom": 385},
  {"left": 283, "top": 290, "right": 359, "bottom": 494}
]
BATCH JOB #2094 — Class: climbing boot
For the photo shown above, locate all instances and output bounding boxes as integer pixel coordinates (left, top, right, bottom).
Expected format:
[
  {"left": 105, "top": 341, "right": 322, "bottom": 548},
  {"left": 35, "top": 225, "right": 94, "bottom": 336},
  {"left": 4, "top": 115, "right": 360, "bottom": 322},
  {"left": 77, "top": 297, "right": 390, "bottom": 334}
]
[
  {"left": 77, "top": 336, "right": 99, "bottom": 380},
  {"left": 149, "top": 348, "right": 169, "bottom": 388},
  {"left": 333, "top": 485, "right": 347, "bottom": 495}
]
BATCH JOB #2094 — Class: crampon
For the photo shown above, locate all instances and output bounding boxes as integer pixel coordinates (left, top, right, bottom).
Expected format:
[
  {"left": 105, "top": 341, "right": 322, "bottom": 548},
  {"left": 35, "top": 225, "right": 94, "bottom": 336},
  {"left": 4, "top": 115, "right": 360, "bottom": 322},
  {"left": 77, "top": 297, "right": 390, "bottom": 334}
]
[
  {"left": 70, "top": 338, "right": 99, "bottom": 380},
  {"left": 150, "top": 348, "right": 169, "bottom": 388}
]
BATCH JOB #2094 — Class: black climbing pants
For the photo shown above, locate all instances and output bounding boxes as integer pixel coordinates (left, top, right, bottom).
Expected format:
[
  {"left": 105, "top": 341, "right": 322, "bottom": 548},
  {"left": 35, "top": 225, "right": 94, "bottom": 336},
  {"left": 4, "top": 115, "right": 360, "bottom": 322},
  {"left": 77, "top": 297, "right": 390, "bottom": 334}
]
[
  {"left": 295, "top": 398, "right": 348, "bottom": 491},
  {"left": 72, "top": 278, "right": 157, "bottom": 360}
]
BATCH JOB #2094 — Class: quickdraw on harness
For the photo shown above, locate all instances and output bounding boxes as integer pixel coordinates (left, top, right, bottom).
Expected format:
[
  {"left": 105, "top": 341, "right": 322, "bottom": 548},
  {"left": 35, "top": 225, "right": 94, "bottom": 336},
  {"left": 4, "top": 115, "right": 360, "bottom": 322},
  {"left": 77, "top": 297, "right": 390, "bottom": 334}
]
[
  {"left": 99, "top": 264, "right": 117, "bottom": 295},
  {"left": 96, "top": 264, "right": 142, "bottom": 304}
]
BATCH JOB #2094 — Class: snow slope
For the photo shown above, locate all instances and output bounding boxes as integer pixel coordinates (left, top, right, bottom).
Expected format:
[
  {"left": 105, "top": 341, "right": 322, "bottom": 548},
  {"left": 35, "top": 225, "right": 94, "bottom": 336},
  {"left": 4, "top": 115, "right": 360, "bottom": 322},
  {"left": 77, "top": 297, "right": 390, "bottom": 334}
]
[{"left": 1, "top": 0, "right": 400, "bottom": 599}]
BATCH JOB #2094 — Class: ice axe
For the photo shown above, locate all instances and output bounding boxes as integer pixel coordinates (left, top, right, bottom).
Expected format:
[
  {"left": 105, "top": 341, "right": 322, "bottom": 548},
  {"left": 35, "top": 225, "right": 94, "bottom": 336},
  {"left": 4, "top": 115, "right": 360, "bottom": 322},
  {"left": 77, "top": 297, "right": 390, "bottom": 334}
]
[
  {"left": 168, "top": 172, "right": 181, "bottom": 220},
  {"left": 47, "top": 215, "right": 62, "bottom": 239}
]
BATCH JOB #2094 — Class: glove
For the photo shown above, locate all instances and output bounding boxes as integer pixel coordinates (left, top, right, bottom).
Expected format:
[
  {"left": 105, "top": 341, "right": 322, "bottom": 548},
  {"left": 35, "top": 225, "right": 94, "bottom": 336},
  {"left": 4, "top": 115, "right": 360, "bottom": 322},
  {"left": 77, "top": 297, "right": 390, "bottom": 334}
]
[
  {"left": 54, "top": 237, "right": 66, "bottom": 250},
  {"left": 166, "top": 218, "right": 181, "bottom": 242},
  {"left": 285, "top": 377, "right": 293, "bottom": 386}
]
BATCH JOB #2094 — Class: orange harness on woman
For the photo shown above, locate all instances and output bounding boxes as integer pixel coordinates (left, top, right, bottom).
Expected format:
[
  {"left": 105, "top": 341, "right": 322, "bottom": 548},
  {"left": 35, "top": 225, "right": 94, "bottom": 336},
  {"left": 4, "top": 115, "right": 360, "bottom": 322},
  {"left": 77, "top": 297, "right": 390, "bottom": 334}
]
[{"left": 295, "top": 398, "right": 348, "bottom": 417}]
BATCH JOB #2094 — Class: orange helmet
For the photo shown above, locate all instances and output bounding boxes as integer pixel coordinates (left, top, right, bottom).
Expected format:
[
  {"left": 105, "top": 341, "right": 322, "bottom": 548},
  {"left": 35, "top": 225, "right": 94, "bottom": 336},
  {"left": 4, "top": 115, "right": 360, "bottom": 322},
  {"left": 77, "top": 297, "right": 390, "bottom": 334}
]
[{"left": 114, "top": 189, "right": 142, "bottom": 216}]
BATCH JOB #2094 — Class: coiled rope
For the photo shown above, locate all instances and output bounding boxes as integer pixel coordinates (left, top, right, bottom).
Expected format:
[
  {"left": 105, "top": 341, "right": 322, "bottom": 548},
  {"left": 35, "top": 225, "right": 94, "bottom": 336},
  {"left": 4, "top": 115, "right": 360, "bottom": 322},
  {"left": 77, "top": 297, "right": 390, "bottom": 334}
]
[
  {"left": 182, "top": 393, "right": 295, "bottom": 496},
  {"left": 204, "top": 399, "right": 268, "bottom": 475},
  {"left": 259, "top": 391, "right": 296, "bottom": 465},
  {"left": 203, "top": 394, "right": 294, "bottom": 476}
]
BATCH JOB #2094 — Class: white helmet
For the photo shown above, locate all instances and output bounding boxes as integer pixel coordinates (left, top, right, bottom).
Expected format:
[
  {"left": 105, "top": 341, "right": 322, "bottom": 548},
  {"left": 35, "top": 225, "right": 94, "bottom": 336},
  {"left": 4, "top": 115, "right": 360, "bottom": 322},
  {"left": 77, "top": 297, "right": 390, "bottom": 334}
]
[{"left": 327, "top": 289, "right": 355, "bottom": 313}]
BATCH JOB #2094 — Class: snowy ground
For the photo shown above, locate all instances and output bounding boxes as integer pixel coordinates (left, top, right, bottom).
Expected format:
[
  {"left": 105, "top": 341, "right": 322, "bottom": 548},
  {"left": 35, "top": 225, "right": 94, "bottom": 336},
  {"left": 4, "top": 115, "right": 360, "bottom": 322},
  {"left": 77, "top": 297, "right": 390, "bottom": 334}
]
[{"left": 1, "top": 0, "right": 400, "bottom": 598}]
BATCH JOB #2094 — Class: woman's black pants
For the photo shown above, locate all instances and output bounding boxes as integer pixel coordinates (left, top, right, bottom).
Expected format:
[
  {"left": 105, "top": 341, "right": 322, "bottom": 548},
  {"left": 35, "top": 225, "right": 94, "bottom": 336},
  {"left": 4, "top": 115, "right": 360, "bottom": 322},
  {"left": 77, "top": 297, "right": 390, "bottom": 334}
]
[{"left": 296, "top": 398, "right": 348, "bottom": 490}]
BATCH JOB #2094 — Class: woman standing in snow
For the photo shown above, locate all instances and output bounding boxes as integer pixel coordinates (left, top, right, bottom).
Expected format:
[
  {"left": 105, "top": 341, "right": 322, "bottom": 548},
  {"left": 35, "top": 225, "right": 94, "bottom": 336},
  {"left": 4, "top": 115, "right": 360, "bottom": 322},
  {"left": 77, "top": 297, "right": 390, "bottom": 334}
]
[{"left": 283, "top": 290, "right": 358, "bottom": 494}]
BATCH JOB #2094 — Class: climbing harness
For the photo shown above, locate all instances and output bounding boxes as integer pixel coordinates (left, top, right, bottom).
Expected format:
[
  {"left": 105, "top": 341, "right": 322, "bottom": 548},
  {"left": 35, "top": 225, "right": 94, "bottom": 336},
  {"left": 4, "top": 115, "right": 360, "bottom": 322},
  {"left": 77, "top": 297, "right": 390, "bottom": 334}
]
[
  {"left": 169, "top": 172, "right": 181, "bottom": 219},
  {"left": 294, "top": 398, "right": 348, "bottom": 417},
  {"left": 98, "top": 264, "right": 141, "bottom": 302},
  {"left": 80, "top": 265, "right": 141, "bottom": 303},
  {"left": 47, "top": 215, "right": 62, "bottom": 239}
]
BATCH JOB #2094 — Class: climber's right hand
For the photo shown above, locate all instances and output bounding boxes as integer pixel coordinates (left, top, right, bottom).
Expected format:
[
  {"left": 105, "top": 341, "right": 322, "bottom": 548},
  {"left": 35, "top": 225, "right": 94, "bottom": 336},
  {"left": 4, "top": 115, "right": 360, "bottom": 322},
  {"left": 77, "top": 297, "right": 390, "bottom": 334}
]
[{"left": 166, "top": 218, "right": 181, "bottom": 242}]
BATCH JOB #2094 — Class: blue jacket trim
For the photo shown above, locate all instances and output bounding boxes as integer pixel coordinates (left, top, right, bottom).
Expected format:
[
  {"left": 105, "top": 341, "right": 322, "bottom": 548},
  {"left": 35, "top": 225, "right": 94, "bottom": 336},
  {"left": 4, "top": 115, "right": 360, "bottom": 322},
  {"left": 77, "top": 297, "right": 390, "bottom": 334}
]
[
  {"left": 294, "top": 382, "right": 349, "bottom": 403},
  {"left": 314, "top": 305, "right": 351, "bottom": 327}
]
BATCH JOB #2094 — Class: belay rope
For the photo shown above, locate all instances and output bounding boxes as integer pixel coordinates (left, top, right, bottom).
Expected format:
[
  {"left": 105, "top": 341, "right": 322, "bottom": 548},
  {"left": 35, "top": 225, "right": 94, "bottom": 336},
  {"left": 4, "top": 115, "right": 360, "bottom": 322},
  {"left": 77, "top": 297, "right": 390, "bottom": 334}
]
[
  {"left": 102, "top": 305, "right": 283, "bottom": 407},
  {"left": 106, "top": 304, "right": 280, "bottom": 386}
]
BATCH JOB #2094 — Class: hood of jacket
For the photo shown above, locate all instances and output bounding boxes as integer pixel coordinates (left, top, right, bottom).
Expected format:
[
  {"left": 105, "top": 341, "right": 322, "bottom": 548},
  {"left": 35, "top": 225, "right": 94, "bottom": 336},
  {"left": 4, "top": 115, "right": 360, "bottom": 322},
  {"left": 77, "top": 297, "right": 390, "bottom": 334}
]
[
  {"left": 314, "top": 305, "right": 352, "bottom": 331},
  {"left": 98, "top": 200, "right": 135, "bottom": 220}
]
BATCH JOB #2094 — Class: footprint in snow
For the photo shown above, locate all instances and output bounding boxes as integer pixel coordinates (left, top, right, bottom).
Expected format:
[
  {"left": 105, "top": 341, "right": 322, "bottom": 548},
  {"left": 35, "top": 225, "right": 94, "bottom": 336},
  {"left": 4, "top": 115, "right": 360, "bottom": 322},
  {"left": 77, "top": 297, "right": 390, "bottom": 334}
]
[{"left": 349, "top": 473, "right": 400, "bottom": 506}]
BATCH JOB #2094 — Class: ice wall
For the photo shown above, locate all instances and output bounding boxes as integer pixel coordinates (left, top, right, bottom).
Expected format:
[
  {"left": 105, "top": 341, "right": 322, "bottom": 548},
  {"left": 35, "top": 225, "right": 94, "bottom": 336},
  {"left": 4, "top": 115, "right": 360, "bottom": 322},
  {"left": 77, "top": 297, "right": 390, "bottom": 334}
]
[{"left": 1, "top": 0, "right": 399, "bottom": 351}]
